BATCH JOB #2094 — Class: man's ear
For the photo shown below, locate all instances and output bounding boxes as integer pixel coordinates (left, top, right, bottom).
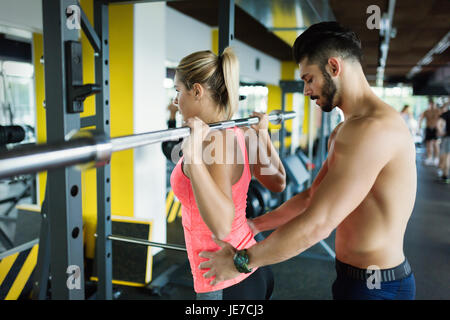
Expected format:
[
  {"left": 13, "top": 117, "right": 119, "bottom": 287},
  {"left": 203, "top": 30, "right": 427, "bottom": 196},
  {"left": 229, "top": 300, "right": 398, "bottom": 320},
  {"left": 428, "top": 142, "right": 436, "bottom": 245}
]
[
  {"left": 192, "top": 83, "right": 204, "bottom": 100},
  {"left": 327, "top": 57, "right": 341, "bottom": 77}
]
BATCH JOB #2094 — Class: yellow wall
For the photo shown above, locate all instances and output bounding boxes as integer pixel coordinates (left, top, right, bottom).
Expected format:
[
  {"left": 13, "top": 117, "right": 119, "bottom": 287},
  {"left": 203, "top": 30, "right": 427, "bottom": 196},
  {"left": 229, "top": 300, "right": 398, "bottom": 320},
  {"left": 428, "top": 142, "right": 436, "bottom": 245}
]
[
  {"left": 267, "top": 84, "right": 281, "bottom": 127},
  {"left": 211, "top": 28, "right": 218, "bottom": 55},
  {"left": 108, "top": 3, "right": 134, "bottom": 217},
  {"left": 33, "top": 0, "right": 135, "bottom": 259},
  {"left": 80, "top": 0, "right": 135, "bottom": 259},
  {"left": 79, "top": 0, "right": 98, "bottom": 249},
  {"left": 32, "top": 33, "right": 46, "bottom": 205},
  {"left": 267, "top": 61, "right": 297, "bottom": 147}
]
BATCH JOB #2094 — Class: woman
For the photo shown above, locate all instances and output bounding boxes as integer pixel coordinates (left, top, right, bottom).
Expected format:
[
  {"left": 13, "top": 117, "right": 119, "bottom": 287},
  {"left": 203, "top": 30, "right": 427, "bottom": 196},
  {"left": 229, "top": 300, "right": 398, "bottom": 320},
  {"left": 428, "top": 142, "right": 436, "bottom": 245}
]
[{"left": 170, "top": 47, "right": 286, "bottom": 300}]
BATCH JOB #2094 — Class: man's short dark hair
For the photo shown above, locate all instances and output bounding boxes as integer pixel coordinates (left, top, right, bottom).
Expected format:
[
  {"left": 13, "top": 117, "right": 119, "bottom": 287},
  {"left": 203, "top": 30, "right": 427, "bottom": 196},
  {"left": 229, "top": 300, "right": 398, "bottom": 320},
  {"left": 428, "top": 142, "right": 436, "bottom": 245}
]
[{"left": 293, "top": 21, "right": 363, "bottom": 69}]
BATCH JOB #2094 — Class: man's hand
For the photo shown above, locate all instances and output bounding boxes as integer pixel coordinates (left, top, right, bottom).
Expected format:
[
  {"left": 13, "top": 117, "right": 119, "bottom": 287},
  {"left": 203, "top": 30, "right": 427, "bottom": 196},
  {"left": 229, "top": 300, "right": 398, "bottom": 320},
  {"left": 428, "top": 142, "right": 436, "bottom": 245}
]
[
  {"left": 247, "top": 218, "right": 260, "bottom": 235},
  {"left": 198, "top": 237, "right": 241, "bottom": 286},
  {"left": 167, "top": 102, "right": 178, "bottom": 114}
]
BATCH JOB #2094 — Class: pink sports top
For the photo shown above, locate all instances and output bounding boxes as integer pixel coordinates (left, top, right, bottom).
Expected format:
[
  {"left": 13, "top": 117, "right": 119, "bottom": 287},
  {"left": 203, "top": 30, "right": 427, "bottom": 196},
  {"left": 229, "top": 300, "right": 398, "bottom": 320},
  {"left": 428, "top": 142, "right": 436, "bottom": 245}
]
[{"left": 170, "top": 126, "right": 257, "bottom": 293}]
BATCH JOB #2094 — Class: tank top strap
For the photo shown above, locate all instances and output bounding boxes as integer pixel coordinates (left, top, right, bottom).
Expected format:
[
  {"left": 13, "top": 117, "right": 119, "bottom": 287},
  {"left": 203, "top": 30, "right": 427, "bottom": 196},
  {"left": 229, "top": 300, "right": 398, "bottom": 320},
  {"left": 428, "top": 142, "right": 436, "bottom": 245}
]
[{"left": 231, "top": 126, "right": 250, "bottom": 176}]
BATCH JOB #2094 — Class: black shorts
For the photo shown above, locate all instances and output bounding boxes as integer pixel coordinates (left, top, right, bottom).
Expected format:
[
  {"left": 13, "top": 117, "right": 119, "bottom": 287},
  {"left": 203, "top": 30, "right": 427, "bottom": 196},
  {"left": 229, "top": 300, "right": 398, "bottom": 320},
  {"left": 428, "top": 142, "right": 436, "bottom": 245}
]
[
  {"left": 425, "top": 127, "right": 438, "bottom": 141},
  {"left": 196, "top": 266, "right": 274, "bottom": 300}
]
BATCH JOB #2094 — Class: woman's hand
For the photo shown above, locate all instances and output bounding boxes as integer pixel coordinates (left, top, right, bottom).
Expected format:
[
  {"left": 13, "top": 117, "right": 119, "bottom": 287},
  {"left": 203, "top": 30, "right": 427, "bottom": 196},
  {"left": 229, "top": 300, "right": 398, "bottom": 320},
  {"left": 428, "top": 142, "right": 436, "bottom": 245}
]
[
  {"left": 181, "top": 117, "right": 210, "bottom": 164},
  {"left": 250, "top": 112, "right": 269, "bottom": 132}
]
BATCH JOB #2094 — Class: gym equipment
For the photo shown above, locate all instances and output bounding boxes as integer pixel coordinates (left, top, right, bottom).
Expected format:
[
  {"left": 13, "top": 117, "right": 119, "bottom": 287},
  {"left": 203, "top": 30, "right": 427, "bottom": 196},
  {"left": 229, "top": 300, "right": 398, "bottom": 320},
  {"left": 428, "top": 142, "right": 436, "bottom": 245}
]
[
  {"left": 91, "top": 218, "right": 154, "bottom": 287},
  {"left": 165, "top": 190, "right": 182, "bottom": 224},
  {"left": 282, "top": 153, "right": 310, "bottom": 198},
  {"left": 245, "top": 179, "right": 279, "bottom": 219},
  {"left": 0, "top": 125, "right": 26, "bottom": 146},
  {"left": 0, "top": 239, "right": 39, "bottom": 300},
  {"left": 0, "top": 111, "right": 296, "bottom": 180},
  {"left": 108, "top": 235, "right": 186, "bottom": 252}
]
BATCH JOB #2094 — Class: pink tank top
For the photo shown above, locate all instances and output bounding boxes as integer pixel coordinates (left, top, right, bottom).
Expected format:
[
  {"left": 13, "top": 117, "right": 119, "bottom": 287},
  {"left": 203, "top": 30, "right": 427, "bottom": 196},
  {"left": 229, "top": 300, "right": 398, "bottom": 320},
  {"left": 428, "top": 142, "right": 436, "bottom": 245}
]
[{"left": 170, "top": 126, "right": 257, "bottom": 293}]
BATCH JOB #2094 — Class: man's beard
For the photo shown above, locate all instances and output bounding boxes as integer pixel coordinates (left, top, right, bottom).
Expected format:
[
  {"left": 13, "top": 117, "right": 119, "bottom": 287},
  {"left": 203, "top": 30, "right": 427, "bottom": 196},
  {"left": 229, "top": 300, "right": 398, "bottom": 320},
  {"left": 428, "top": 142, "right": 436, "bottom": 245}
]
[{"left": 312, "top": 70, "right": 337, "bottom": 113}]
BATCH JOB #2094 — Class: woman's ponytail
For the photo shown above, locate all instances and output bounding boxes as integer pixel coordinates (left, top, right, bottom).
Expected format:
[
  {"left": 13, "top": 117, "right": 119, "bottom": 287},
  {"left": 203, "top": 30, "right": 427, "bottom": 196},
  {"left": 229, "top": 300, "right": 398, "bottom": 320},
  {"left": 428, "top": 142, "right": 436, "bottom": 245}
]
[{"left": 220, "top": 47, "right": 239, "bottom": 120}]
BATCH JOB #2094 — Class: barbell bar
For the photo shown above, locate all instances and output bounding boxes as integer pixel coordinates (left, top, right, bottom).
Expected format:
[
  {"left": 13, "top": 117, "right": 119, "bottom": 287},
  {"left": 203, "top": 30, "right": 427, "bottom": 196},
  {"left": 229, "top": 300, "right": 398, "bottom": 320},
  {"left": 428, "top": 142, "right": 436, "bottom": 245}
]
[
  {"left": 107, "top": 234, "right": 187, "bottom": 252},
  {"left": 0, "top": 110, "right": 295, "bottom": 180}
]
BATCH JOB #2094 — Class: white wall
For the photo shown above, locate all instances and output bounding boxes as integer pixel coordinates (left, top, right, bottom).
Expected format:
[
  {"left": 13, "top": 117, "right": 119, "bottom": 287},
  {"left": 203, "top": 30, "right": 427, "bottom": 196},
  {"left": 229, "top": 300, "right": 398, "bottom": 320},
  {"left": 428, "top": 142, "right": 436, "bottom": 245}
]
[
  {"left": 165, "top": 6, "right": 281, "bottom": 85},
  {"left": 0, "top": 0, "right": 42, "bottom": 32},
  {"left": 165, "top": 6, "right": 212, "bottom": 65},
  {"left": 133, "top": 2, "right": 167, "bottom": 254},
  {"left": 233, "top": 40, "right": 281, "bottom": 85}
]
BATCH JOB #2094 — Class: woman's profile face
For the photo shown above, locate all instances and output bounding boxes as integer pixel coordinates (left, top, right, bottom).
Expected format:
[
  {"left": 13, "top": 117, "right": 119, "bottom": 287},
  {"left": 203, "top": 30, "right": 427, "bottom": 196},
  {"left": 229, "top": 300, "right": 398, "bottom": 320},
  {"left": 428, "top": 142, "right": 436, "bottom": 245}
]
[{"left": 173, "top": 73, "right": 198, "bottom": 121}]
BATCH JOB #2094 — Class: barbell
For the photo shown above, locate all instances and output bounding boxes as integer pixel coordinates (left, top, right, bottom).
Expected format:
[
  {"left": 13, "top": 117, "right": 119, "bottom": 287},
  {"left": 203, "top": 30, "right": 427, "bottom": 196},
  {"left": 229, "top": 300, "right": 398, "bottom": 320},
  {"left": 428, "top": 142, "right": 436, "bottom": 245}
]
[
  {"left": 0, "top": 110, "right": 295, "bottom": 180},
  {"left": 0, "top": 110, "right": 296, "bottom": 254}
]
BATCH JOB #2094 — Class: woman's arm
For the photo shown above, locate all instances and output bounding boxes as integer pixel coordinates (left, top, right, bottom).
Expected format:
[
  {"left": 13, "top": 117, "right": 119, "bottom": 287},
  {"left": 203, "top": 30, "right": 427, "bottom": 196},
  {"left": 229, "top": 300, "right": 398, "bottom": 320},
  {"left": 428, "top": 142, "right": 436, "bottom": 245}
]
[
  {"left": 182, "top": 119, "right": 235, "bottom": 240},
  {"left": 243, "top": 112, "right": 286, "bottom": 193}
]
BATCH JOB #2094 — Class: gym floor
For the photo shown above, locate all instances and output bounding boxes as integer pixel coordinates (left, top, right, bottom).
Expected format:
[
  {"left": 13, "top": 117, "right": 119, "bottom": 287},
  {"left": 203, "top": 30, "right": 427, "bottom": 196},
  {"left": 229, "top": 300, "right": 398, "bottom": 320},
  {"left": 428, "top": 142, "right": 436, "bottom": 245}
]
[{"left": 114, "top": 145, "right": 450, "bottom": 300}]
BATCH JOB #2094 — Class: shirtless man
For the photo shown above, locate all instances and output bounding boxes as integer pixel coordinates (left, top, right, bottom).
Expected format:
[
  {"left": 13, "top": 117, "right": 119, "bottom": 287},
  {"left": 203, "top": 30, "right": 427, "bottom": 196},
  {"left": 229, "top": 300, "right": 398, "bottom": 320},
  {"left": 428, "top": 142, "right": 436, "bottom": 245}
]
[
  {"left": 419, "top": 98, "right": 442, "bottom": 166},
  {"left": 198, "top": 22, "right": 417, "bottom": 300}
]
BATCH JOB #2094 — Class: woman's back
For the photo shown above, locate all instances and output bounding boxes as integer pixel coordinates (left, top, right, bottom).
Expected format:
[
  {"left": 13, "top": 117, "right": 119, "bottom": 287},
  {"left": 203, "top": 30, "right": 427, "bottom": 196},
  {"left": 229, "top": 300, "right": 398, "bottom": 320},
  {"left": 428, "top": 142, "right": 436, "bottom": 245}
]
[{"left": 170, "top": 126, "right": 257, "bottom": 293}]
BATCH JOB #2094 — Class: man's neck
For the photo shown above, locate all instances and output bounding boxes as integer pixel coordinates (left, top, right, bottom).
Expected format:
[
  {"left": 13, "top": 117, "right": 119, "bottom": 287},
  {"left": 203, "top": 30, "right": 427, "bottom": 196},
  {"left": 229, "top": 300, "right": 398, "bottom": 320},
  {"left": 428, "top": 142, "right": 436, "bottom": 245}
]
[{"left": 338, "top": 68, "right": 378, "bottom": 120}]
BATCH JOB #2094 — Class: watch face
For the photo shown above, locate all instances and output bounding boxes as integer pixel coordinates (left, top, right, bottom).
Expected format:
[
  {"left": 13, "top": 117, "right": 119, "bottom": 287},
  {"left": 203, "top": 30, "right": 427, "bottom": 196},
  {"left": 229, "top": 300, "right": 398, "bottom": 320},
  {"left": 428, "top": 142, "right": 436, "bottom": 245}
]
[{"left": 234, "top": 249, "right": 252, "bottom": 273}]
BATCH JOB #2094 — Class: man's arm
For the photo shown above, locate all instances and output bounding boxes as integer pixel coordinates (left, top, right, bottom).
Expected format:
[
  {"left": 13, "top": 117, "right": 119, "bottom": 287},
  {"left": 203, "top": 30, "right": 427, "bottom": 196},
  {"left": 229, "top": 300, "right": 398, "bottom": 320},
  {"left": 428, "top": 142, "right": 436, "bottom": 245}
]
[
  {"left": 249, "top": 122, "right": 342, "bottom": 234},
  {"left": 250, "top": 160, "right": 327, "bottom": 234},
  {"left": 246, "top": 120, "right": 391, "bottom": 269},
  {"left": 199, "top": 120, "right": 392, "bottom": 285}
]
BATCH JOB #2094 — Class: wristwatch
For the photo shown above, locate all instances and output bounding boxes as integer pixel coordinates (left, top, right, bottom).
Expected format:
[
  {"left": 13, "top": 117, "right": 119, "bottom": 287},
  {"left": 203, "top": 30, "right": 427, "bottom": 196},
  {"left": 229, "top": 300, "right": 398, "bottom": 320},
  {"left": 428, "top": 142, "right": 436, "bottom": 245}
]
[{"left": 233, "top": 249, "right": 253, "bottom": 274}]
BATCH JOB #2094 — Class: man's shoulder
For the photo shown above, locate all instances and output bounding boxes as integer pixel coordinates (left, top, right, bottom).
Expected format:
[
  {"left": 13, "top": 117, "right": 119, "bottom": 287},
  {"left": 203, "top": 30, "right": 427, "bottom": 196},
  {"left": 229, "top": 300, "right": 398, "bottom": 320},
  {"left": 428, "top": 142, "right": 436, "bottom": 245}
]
[
  {"left": 337, "top": 115, "right": 401, "bottom": 153},
  {"left": 339, "top": 116, "right": 385, "bottom": 138}
]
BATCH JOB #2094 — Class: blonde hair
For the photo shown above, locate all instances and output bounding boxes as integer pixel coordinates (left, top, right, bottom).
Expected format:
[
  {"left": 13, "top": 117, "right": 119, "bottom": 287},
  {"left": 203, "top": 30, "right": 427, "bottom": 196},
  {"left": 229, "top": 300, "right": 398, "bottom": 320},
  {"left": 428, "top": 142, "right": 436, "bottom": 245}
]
[{"left": 176, "top": 47, "right": 239, "bottom": 120}]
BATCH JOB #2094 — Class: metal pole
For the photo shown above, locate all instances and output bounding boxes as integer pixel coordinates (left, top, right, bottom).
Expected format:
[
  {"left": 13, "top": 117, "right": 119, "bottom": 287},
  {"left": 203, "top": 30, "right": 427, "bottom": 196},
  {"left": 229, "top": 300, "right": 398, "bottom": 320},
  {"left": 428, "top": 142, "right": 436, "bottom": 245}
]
[
  {"left": 108, "top": 235, "right": 186, "bottom": 252},
  {"left": 93, "top": 0, "right": 112, "bottom": 300},
  {"left": 218, "top": 0, "right": 235, "bottom": 55},
  {"left": 280, "top": 92, "right": 286, "bottom": 158},
  {"left": 32, "top": 192, "right": 51, "bottom": 300},
  {"left": 0, "top": 111, "right": 296, "bottom": 180},
  {"left": 0, "top": 138, "right": 100, "bottom": 179},
  {"left": 316, "top": 111, "right": 327, "bottom": 173},
  {"left": 42, "top": 0, "right": 85, "bottom": 299}
]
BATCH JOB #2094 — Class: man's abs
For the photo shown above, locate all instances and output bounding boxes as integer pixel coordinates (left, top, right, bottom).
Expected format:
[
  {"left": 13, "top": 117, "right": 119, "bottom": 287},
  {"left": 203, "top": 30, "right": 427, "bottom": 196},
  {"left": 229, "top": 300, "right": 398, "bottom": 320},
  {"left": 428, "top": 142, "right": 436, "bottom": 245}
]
[{"left": 334, "top": 205, "right": 406, "bottom": 270}]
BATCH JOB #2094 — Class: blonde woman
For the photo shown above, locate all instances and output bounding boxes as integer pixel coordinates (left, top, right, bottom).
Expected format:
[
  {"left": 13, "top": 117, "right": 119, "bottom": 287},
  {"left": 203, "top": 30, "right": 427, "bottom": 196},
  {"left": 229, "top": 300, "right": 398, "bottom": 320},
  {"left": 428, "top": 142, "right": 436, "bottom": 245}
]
[{"left": 170, "top": 48, "right": 286, "bottom": 300}]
